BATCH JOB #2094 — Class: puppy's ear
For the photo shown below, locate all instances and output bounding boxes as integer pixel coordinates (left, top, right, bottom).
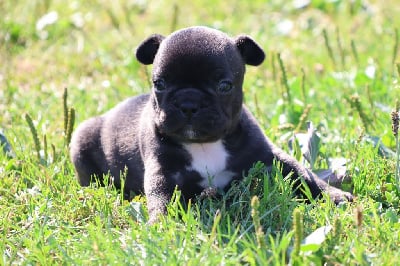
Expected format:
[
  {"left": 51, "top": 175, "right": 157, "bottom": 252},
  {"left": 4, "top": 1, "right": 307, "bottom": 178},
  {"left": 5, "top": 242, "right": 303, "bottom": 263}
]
[
  {"left": 234, "top": 35, "right": 265, "bottom": 66},
  {"left": 136, "top": 34, "right": 165, "bottom": 65}
]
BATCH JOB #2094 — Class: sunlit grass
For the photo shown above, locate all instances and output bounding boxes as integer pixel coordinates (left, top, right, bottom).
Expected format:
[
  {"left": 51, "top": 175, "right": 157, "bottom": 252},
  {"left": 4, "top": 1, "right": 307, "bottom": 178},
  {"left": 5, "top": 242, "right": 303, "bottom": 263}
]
[{"left": 1, "top": 0, "right": 400, "bottom": 264}]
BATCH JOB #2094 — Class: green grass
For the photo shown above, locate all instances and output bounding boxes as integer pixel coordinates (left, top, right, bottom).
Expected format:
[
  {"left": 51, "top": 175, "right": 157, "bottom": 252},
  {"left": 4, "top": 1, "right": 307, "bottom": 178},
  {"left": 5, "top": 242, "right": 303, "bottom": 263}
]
[{"left": 1, "top": 0, "right": 400, "bottom": 264}]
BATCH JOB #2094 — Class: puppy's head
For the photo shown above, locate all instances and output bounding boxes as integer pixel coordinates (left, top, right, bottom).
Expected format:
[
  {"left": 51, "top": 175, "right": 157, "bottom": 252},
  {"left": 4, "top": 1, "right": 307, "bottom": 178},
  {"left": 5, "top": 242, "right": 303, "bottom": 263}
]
[{"left": 136, "top": 26, "right": 265, "bottom": 143}]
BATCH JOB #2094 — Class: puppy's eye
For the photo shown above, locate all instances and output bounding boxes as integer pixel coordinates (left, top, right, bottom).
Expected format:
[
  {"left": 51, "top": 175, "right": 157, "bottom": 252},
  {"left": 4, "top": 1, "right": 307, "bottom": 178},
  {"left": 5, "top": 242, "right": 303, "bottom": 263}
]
[
  {"left": 217, "top": 81, "right": 233, "bottom": 94},
  {"left": 153, "top": 79, "right": 166, "bottom": 91}
]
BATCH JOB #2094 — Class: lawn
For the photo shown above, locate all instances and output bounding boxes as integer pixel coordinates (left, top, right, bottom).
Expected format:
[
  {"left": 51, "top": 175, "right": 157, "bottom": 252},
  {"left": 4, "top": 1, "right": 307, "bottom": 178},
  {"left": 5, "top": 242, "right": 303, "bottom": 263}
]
[{"left": 1, "top": 0, "right": 400, "bottom": 264}]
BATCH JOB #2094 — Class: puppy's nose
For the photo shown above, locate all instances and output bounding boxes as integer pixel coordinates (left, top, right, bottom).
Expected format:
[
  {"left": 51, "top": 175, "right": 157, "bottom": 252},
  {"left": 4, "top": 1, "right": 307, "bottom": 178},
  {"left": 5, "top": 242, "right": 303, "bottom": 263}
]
[{"left": 179, "top": 102, "right": 199, "bottom": 118}]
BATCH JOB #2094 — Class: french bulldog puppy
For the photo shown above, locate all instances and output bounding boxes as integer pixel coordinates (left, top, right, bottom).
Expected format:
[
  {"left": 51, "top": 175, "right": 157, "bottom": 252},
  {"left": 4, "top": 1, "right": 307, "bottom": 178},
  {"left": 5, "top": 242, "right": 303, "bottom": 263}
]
[{"left": 70, "top": 26, "right": 353, "bottom": 223}]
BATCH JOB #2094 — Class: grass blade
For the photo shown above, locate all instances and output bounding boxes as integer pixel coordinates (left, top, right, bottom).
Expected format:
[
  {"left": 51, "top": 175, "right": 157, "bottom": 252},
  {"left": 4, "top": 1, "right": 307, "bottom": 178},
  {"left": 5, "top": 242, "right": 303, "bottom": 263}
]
[{"left": 25, "top": 113, "right": 41, "bottom": 161}]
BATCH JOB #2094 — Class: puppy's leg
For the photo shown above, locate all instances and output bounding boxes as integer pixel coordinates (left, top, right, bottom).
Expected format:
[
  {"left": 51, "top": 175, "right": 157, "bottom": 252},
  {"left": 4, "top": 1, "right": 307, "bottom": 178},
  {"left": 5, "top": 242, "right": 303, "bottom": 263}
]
[
  {"left": 272, "top": 146, "right": 354, "bottom": 203},
  {"left": 70, "top": 117, "right": 107, "bottom": 186},
  {"left": 144, "top": 174, "right": 175, "bottom": 223}
]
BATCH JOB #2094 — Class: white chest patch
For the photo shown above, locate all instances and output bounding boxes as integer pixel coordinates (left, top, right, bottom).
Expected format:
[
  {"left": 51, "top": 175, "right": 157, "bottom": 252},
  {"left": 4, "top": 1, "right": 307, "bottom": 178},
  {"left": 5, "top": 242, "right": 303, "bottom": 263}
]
[{"left": 183, "top": 140, "right": 234, "bottom": 189}]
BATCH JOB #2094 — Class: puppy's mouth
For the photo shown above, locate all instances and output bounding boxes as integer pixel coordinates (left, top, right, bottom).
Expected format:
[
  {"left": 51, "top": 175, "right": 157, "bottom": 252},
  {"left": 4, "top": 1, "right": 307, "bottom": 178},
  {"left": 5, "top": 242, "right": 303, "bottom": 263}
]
[
  {"left": 183, "top": 126, "right": 198, "bottom": 140},
  {"left": 154, "top": 102, "right": 230, "bottom": 143},
  {"left": 175, "top": 126, "right": 219, "bottom": 142},
  {"left": 161, "top": 123, "right": 225, "bottom": 143}
]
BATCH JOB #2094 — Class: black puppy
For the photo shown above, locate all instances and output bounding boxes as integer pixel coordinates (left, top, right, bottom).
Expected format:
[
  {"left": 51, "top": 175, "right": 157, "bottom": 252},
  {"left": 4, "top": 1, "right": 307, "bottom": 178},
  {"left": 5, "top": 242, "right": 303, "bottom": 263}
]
[{"left": 70, "top": 26, "right": 353, "bottom": 223}]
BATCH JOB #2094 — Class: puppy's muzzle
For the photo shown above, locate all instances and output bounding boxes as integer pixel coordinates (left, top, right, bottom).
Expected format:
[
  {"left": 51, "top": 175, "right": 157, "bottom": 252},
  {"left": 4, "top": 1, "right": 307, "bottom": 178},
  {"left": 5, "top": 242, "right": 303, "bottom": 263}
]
[
  {"left": 172, "top": 88, "right": 206, "bottom": 120},
  {"left": 176, "top": 101, "right": 199, "bottom": 119}
]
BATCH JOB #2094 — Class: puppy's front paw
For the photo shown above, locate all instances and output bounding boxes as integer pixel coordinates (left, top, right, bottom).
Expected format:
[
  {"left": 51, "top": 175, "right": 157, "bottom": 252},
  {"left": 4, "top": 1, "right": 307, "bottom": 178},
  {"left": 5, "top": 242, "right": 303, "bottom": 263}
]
[
  {"left": 147, "top": 215, "right": 160, "bottom": 225},
  {"left": 199, "top": 187, "right": 218, "bottom": 200},
  {"left": 146, "top": 199, "right": 168, "bottom": 225},
  {"left": 146, "top": 208, "right": 167, "bottom": 225},
  {"left": 327, "top": 187, "right": 354, "bottom": 204}
]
